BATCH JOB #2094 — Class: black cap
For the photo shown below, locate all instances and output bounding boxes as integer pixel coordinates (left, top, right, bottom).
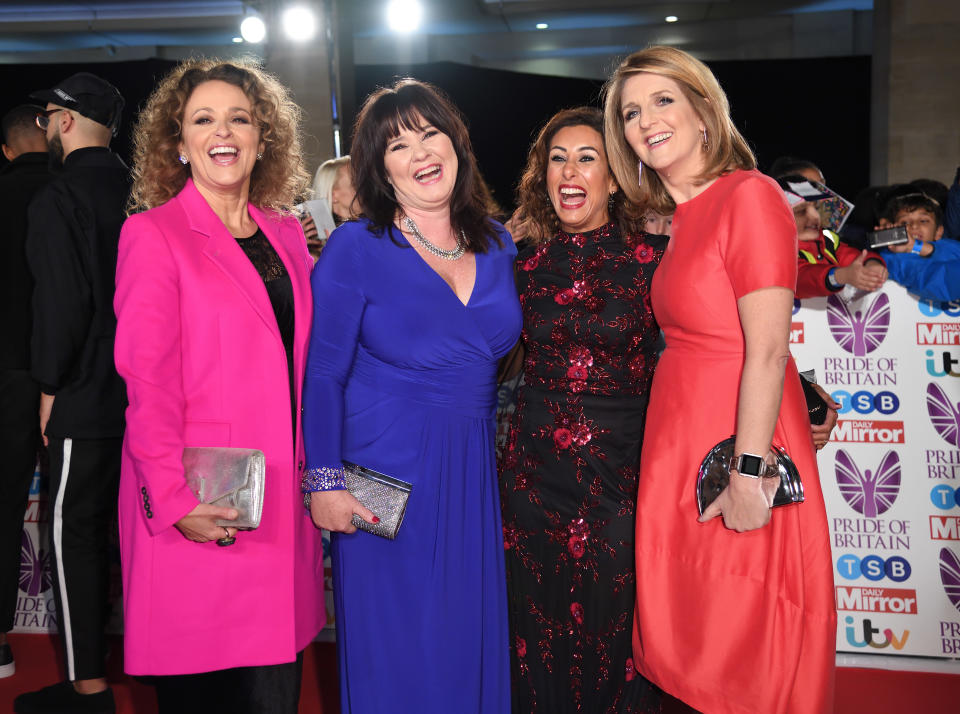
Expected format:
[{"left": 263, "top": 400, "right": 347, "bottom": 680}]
[{"left": 30, "top": 72, "right": 124, "bottom": 136}]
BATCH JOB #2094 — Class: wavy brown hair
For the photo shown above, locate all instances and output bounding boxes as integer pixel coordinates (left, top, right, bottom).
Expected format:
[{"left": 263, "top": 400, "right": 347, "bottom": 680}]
[
  {"left": 513, "top": 107, "right": 643, "bottom": 244},
  {"left": 350, "top": 78, "right": 501, "bottom": 253},
  {"left": 127, "top": 57, "right": 310, "bottom": 214},
  {"left": 603, "top": 46, "right": 755, "bottom": 216}
]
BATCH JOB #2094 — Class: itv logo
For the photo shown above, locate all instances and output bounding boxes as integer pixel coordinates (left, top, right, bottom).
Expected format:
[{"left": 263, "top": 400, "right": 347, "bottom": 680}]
[{"left": 843, "top": 615, "right": 910, "bottom": 650}]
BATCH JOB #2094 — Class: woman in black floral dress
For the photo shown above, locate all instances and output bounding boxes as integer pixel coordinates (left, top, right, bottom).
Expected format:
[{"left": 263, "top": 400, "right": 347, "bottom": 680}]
[{"left": 500, "top": 107, "right": 664, "bottom": 713}]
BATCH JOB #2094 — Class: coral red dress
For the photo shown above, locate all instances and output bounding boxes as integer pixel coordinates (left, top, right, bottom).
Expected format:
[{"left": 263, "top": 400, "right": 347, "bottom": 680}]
[{"left": 634, "top": 170, "right": 837, "bottom": 714}]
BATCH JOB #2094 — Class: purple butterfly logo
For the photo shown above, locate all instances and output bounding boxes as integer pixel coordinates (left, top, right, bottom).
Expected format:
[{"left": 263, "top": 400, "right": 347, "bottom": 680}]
[
  {"left": 827, "top": 293, "right": 890, "bottom": 355},
  {"left": 940, "top": 548, "right": 960, "bottom": 612},
  {"left": 19, "top": 530, "right": 52, "bottom": 597},
  {"left": 835, "top": 449, "right": 900, "bottom": 517},
  {"left": 927, "top": 382, "right": 960, "bottom": 448}
]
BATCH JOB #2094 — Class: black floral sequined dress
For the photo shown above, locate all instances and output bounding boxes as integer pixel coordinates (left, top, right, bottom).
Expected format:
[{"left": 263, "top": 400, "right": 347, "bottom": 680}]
[{"left": 500, "top": 222, "right": 665, "bottom": 713}]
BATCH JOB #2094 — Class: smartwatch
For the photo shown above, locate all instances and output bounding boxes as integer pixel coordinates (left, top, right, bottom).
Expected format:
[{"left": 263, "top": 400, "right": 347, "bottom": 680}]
[{"left": 731, "top": 452, "right": 766, "bottom": 478}]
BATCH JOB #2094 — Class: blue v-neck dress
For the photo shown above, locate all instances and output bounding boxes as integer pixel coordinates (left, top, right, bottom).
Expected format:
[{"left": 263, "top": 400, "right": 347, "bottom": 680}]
[{"left": 303, "top": 218, "right": 521, "bottom": 713}]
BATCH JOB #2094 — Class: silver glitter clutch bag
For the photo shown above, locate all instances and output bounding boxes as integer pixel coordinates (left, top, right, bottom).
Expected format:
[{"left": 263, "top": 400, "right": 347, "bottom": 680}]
[
  {"left": 344, "top": 461, "right": 412, "bottom": 539},
  {"left": 696, "top": 436, "right": 804, "bottom": 515},
  {"left": 183, "top": 447, "right": 265, "bottom": 529}
]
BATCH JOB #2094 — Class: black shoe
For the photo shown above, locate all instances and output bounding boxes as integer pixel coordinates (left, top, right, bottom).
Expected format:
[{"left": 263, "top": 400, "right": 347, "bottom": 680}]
[
  {"left": 0, "top": 642, "right": 13, "bottom": 678},
  {"left": 14, "top": 681, "right": 116, "bottom": 714}
]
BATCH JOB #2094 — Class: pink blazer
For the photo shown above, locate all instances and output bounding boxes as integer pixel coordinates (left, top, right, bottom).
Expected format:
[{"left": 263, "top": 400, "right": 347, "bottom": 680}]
[{"left": 114, "top": 179, "right": 325, "bottom": 675}]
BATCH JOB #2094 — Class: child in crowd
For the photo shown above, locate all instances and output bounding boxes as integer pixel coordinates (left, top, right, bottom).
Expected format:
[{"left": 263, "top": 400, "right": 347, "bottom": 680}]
[
  {"left": 778, "top": 175, "right": 887, "bottom": 298},
  {"left": 878, "top": 192, "right": 960, "bottom": 303}
]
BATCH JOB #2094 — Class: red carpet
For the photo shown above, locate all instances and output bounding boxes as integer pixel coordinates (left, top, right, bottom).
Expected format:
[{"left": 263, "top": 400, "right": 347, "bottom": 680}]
[{"left": 1, "top": 632, "right": 957, "bottom": 712}]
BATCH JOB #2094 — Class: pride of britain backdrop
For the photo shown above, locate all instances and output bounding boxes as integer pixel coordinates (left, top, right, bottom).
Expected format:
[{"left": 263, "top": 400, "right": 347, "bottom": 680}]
[
  {"left": 13, "top": 281, "right": 960, "bottom": 661},
  {"left": 791, "top": 282, "right": 960, "bottom": 658}
]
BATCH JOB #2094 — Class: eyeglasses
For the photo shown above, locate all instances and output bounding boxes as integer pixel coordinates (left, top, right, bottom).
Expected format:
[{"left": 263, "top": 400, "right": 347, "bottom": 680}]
[{"left": 35, "top": 108, "right": 64, "bottom": 130}]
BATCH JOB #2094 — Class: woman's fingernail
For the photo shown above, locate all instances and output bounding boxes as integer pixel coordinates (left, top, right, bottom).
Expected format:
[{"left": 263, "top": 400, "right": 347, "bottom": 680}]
[{"left": 371, "top": 516, "right": 380, "bottom": 523}]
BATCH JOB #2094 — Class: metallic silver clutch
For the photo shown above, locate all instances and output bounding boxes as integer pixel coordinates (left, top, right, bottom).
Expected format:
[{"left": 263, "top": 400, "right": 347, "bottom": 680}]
[
  {"left": 696, "top": 436, "right": 804, "bottom": 515},
  {"left": 183, "top": 447, "right": 265, "bottom": 529},
  {"left": 344, "top": 461, "right": 412, "bottom": 539}
]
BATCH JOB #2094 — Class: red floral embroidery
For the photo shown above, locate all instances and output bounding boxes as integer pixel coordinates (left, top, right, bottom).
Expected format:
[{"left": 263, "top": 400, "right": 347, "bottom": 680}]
[
  {"left": 566, "top": 365, "right": 588, "bottom": 380},
  {"left": 634, "top": 243, "right": 656, "bottom": 263},
  {"left": 553, "top": 427, "right": 573, "bottom": 449},
  {"left": 555, "top": 288, "right": 575, "bottom": 305},
  {"left": 570, "top": 601, "right": 584, "bottom": 625},
  {"left": 625, "top": 657, "right": 636, "bottom": 681},
  {"left": 516, "top": 636, "right": 527, "bottom": 658}
]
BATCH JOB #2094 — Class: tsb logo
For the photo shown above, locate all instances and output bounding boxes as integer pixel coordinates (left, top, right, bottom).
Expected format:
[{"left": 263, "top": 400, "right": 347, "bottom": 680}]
[
  {"left": 832, "top": 390, "right": 900, "bottom": 415},
  {"left": 836, "top": 554, "right": 911, "bottom": 582},
  {"left": 918, "top": 299, "right": 960, "bottom": 317},
  {"left": 931, "top": 485, "right": 960, "bottom": 510}
]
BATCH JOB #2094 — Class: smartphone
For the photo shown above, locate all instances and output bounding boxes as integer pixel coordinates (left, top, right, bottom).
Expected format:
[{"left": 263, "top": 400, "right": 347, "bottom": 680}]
[{"left": 867, "top": 225, "right": 909, "bottom": 248}]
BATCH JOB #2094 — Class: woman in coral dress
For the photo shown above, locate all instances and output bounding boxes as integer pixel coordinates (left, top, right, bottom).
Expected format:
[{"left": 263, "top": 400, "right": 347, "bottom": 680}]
[{"left": 602, "top": 47, "right": 836, "bottom": 713}]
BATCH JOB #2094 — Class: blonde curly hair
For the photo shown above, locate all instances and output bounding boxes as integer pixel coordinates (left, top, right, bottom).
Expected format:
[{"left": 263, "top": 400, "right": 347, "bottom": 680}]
[{"left": 127, "top": 57, "right": 310, "bottom": 214}]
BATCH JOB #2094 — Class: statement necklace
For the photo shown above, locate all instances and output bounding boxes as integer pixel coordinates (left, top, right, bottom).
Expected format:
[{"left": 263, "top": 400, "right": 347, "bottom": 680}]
[{"left": 403, "top": 216, "right": 466, "bottom": 261}]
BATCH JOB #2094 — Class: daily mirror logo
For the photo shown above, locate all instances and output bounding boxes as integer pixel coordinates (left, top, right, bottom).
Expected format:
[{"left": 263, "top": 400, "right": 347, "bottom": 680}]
[
  {"left": 835, "top": 586, "right": 918, "bottom": 614},
  {"left": 835, "top": 449, "right": 900, "bottom": 517},
  {"left": 827, "top": 293, "right": 890, "bottom": 355},
  {"left": 917, "top": 323, "right": 960, "bottom": 346},
  {"left": 832, "top": 420, "right": 905, "bottom": 444}
]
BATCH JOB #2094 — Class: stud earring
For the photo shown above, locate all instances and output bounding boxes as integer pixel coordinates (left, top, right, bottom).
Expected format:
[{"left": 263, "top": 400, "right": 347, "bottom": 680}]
[
  {"left": 256, "top": 152, "right": 263, "bottom": 160},
  {"left": 178, "top": 154, "right": 189, "bottom": 165},
  {"left": 638, "top": 160, "right": 643, "bottom": 186}
]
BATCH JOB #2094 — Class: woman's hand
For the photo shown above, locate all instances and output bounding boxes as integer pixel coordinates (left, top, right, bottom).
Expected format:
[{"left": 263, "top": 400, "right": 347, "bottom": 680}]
[
  {"left": 699, "top": 470, "right": 774, "bottom": 532},
  {"left": 174, "top": 503, "right": 239, "bottom": 543},
  {"left": 307, "top": 490, "right": 379, "bottom": 533},
  {"left": 809, "top": 382, "right": 840, "bottom": 450}
]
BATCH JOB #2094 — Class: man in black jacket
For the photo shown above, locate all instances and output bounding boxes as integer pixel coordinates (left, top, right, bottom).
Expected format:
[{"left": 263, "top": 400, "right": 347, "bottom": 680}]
[
  {"left": 0, "top": 104, "right": 50, "bottom": 681},
  {"left": 15, "top": 74, "right": 129, "bottom": 714}
]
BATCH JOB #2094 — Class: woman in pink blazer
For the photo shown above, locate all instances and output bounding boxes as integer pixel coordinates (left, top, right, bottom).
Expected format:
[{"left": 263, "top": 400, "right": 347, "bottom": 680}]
[{"left": 113, "top": 59, "right": 323, "bottom": 713}]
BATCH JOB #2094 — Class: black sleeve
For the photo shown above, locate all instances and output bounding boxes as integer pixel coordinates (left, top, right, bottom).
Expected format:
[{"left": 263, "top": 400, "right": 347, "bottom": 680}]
[{"left": 25, "top": 186, "right": 93, "bottom": 392}]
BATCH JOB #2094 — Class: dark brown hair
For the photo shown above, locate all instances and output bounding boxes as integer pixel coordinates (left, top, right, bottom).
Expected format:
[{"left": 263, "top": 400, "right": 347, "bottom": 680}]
[
  {"left": 128, "top": 57, "right": 309, "bottom": 214},
  {"left": 603, "top": 45, "right": 755, "bottom": 215},
  {"left": 512, "top": 106, "right": 643, "bottom": 243},
  {"left": 350, "top": 78, "right": 501, "bottom": 252}
]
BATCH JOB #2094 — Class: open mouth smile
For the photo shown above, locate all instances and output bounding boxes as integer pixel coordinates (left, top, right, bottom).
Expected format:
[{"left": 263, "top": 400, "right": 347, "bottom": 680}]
[
  {"left": 414, "top": 164, "right": 443, "bottom": 183},
  {"left": 558, "top": 185, "right": 588, "bottom": 209},
  {"left": 208, "top": 145, "right": 239, "bottom": 165},
  {"left": 647, "top": 132, "right": 672, "bottom": 147}
]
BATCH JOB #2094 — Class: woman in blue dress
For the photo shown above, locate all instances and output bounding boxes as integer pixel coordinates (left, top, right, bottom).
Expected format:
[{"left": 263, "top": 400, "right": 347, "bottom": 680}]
[{"left": 301, "top": 79, "right": 521, "bottom": 712}]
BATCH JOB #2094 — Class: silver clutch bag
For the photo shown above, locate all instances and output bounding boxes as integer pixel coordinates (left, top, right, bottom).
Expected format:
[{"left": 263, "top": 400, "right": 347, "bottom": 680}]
[
  {"left": 696, "top": 436, "right": 804, "bottom": 515},
  {"left": 344, "top": 461, "right": 412, "bottom": 539},
  {"left": 183, "top": 447, "right": 265, "bottom": 529}
]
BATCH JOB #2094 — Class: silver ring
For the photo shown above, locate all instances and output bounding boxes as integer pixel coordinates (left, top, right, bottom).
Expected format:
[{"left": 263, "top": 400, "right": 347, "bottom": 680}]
[{"left": 223, "top": 527, "right": 230, "bottom": 539}]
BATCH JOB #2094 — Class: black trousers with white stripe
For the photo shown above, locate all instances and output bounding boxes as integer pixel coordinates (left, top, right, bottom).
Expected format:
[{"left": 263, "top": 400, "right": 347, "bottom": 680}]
[
  {"left": 47, "top": 436, "right": 121, "bottom": 681},
  {"left": 0, "top": 369, "right": 40, "bottom": 633}
]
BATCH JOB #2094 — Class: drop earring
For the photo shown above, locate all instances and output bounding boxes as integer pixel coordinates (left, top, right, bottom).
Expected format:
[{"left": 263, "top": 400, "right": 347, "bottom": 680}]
[
  {"left": 638, "top": 160, "right": 643, "bottom": 186},
  {"left": 701, "top": 128, "right": 708, "bottom": 149},
  {"left": 178, "top": 154, "right": 188, "bottom": 165}
]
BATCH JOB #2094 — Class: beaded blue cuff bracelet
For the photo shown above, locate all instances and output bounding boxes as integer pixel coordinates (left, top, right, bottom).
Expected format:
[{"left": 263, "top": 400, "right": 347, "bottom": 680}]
[{"left": 301, "top": 465, "right": 347, "bottom": 492}]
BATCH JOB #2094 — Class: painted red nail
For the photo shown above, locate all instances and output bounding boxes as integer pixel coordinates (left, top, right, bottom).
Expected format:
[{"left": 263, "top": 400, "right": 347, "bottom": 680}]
[{"left": 371, "top": 516, "right": 380, "bottom": 523}]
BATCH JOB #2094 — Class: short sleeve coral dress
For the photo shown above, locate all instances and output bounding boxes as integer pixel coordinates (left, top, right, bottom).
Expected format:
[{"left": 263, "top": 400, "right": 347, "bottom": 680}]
[{"left": 633, "top": 170, "right": 837, "bottom": 714}]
